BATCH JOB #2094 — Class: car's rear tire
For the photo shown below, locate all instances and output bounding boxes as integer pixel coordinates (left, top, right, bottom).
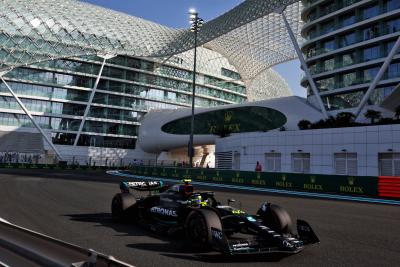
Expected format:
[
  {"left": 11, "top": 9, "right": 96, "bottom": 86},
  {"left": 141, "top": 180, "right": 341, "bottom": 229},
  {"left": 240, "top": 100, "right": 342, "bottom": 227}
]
[
  {"left": 111, "top": 193, "right": 137, "bottom": 222},
  {"left": 257, "top": 203, "right": 294, "bottom": 235},
  {"left": 184, "top": 209, "right": 222, "bottom": 251}
]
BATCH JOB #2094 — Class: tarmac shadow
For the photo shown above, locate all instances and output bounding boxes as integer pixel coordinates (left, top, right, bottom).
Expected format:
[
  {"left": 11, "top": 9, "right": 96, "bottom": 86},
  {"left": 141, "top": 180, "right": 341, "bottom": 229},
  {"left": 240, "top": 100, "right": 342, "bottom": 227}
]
[
  {"left": 64, "top": 212, "right": 166, "bottom": 239},
  {"left": 65, "top": 212, "right": 288, "bottom": 263}
]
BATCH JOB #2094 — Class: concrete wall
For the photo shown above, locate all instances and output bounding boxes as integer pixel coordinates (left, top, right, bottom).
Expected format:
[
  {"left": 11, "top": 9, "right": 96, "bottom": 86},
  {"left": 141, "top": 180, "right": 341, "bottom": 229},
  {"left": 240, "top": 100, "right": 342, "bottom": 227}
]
[{"left": 216, "top": 124, "right": 400, "bottom": 176}]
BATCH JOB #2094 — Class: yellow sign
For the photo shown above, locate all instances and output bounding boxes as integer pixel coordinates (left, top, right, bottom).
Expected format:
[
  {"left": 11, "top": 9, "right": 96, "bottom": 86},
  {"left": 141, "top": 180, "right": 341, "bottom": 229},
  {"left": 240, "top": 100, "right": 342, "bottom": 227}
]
[
  {"left": 275, "top": 174, "right": 292, "bottom": 188},
  {"left": 224, "top": 111, "right": 233, "bottom": 123},
  {"left": 303, "top": 176, "right": 323, "bottom": 191},
  {"left": 340, "top": 177, "right": 364, "bottom": 194}
]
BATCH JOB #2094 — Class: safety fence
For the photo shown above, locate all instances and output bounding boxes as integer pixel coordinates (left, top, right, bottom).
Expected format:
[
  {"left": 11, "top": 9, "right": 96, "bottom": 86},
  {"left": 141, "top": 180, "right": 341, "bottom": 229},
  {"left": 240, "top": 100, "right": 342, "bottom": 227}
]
[
  {"left": 126, "top": 166, "right": 379, "bottom": 197},
  {"left": 378, "top": 176, "right": 400, "bottom": 198},
  {"left": 0, "top": 162, "right": 128, "bottom": 170}
]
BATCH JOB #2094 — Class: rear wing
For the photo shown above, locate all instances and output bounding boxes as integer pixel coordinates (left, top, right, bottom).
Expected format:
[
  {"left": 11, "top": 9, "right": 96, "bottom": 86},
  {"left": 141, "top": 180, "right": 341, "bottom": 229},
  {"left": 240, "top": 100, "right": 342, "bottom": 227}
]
[{"left": 120, "top": 180, "right": 165, "bottom": 193}]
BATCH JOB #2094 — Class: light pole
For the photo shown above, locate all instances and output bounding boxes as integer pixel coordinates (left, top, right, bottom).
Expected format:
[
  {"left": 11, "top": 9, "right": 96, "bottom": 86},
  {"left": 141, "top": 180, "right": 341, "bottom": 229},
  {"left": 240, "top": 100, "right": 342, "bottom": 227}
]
[{"left": 188, "top": 9, "right": 204, "bottom": 167}]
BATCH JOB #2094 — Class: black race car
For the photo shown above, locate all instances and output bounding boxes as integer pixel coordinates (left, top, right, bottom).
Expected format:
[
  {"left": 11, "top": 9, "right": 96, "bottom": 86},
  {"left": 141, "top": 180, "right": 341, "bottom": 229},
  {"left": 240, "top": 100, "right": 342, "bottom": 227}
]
[{"left": 111, "top": 179, "right": 319, "bottom": 255}]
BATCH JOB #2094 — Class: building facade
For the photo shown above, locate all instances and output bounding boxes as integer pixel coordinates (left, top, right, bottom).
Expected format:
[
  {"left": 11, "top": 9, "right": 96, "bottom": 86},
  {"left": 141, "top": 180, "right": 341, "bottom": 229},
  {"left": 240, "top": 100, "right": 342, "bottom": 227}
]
[
  {"left": 301, "top": 0, "right": 400, "bottom": 112},
  {"left": 216, "top": 124, "right": 400, "bottom": 176},
  {"left": 0, "top": 47, "right": 256, "bottom": 162}
]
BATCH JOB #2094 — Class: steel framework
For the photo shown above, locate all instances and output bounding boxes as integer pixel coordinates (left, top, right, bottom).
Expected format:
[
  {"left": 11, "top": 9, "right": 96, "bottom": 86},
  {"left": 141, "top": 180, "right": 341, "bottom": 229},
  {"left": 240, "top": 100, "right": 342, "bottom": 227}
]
[{"left": 0, "top": 0, "right": 303, "bottom": 82}]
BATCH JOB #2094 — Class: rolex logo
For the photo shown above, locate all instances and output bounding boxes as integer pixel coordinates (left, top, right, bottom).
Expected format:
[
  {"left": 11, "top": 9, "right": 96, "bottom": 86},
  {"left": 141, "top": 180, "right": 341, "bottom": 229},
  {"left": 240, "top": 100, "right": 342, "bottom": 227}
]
[
  {"left": 185, "top": 169, "right": 189, "bottom": 174},
  {"left": 310, "top": 176, "right": 316, "bottom": 184},
  {"left": 256, "top": 173, "right": 261, "bottom": 179},
  {"left": 224, "top": 111, "right": 233, "bottom": 123},
  {"left": 236, "top": 172, "right": 240, "bottom": 178},
  {"left": 201, "top": 170, "right": 204, "bottom": 175},
  {"left": 348, "top": 177, "right": 355, "bottom": 186},
  {"left": 282, "top": 175, "right": 286, "bottom": 181},
  {"left": 216, "top": 171, "right": 220, "bottom": 176}
]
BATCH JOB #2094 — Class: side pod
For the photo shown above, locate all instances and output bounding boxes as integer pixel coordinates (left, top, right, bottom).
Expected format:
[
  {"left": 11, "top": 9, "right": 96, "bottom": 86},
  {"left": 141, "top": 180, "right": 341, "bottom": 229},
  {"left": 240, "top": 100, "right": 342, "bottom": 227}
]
[{"left": 297, "top": 219, "right": 320, "bottom": 245}]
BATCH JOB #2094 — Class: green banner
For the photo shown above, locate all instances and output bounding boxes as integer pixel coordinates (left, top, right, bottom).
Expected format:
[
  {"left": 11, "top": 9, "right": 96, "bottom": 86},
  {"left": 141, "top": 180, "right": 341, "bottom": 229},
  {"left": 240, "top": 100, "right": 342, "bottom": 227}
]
[{"left": 126, "top": 166, "right": 378, "bottom": 197}]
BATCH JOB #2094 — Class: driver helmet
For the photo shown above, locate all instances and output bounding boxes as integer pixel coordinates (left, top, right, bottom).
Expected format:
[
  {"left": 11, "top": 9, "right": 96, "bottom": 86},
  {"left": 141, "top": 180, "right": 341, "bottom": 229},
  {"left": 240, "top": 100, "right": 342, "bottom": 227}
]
[{"left": 178, "top": 179, "right": 194, "bottom": 197}]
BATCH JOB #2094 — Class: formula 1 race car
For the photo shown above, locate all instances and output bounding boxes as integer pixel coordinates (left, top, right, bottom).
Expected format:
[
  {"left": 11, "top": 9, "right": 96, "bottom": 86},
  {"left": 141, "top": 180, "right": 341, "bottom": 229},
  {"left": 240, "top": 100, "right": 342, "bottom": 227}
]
[{"left": 111, "top": 179, "right": 319, "bottom": 255}]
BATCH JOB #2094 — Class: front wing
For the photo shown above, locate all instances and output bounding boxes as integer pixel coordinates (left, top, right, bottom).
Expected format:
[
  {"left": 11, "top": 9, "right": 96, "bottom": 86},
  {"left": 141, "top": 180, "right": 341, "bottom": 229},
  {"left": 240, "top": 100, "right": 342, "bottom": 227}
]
[{"left": 210, "top": 220, "right": 319, "bottom": 255}]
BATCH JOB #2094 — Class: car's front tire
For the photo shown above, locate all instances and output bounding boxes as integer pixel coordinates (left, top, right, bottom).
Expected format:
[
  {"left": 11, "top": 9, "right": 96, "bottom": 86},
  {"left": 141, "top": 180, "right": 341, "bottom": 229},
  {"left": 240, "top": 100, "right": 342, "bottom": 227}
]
[
  {"left": 184, "top": 209, "right": 222, "bottom": 251},
  {"left": 257, "top": 203, "right": 294, "bottom": 235}
]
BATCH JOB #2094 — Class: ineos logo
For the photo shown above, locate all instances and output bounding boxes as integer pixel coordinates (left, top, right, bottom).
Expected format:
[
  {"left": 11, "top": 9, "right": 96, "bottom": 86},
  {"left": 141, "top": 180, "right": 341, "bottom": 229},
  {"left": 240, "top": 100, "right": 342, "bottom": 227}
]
[{"left": 211, "top": 228, "right": 223, "bottom": 240}]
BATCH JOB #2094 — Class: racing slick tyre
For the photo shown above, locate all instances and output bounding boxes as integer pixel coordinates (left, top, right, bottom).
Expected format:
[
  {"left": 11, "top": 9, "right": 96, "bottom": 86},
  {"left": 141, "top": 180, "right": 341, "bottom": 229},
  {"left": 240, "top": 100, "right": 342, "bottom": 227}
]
[
  {"left": 184, "top": 209, "right": 223, "bottom": 251},
  {"left": 257, "top": 203, "right": 294, "bottom": 235},
  {"left": 111, "top": 193, "right": 137, "bottom": 222}
]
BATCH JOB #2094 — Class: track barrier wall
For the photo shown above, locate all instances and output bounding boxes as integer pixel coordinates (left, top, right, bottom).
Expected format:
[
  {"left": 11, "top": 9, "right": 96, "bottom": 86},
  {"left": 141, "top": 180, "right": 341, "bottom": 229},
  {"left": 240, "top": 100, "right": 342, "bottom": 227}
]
[
  {"left": 3, "top": 163, "right": 399, "bottom": 199},
  {"left": 378, "top": 176, "right": 400, "bottom": 198},
  {"left": 126, "top": 166, "right": 379, "bottom": 198}
]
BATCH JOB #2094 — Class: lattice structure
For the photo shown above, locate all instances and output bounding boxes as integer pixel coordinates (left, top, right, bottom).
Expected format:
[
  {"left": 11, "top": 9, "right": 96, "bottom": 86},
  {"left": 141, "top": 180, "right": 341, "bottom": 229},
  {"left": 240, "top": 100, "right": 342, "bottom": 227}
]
[{"left": 0, "top": 0, "right": 303, "bottom": 99}]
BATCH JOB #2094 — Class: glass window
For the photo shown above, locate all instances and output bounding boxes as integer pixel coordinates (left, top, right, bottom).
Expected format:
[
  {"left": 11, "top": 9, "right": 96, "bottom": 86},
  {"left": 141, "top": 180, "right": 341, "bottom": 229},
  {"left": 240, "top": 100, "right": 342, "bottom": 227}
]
[
  {"left": 334, "top": 153, "right": 357, "bottom": 175},
  {"left": 322, "top": 39, "right": 335, "bottom": 52},
  {"left": 321, "top": 20, "right": 335, "bottom": 34},
  {"left": 320, "top": 2, "right": 336, "bottom": 16},
  {"left": 386, "top": 18, "right": 400, "bottom": 34},
  {"left": 363, "top": 45, "right": 381, "bottom": 61},
  {"left": 341, "top": 12, "right": 356, "bottom": 27},
  {"left": 364, "top": 66, "right": 380, "bottom": 82},
  {"left": 291, "top": 153, "right": 310, "bottom": 173},
  {"left": 339, "top": 32, "right": 356, "bottom": 47},
  {"left": 370, "top": 86, "right": 395, "bottom": 104},
  {"left": 379, "top": 153, "right": 400, "bottom": 176},
  {"left": 386, "top": 0, "right": 400, "bottom": 11},
  {"left": 362, "top": 25, "right": 379, "bottom": 40},
  {"left": 323, "top": 58, "right": 335, "bottom": 72},
  {"left": 265, "top": 153, "right": 281, "bottom": 172},
  {"left": 221, "top": 68, "right": 241, "bottom": 80},
  {"left": 324, "top": 91, "right": 363, "bottom": 110},
  {"left": 316, "top": 76, "right": 335, "bottom": 91},
  {"left": 308, "top": 28, "right": 318, "bottom": 39},
  {"left": 343, "top": 72, "right": 357, "bottom": 87},
  {"left": 387, "top": 62, "right": 400, "bottom": 79},
  {"left": 387, "top": 41, "right": 400, "bottom": 55},
  {"left": 342, "top": 51, "right": 357, "bottom": 66},
  {"left": 361, "top": 4, "right": 380, "bottom": 20}
]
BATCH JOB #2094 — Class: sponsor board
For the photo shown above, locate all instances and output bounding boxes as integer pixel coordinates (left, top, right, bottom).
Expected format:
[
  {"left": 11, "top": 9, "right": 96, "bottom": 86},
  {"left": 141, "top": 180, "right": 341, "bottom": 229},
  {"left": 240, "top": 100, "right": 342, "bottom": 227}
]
[{"left": 127, "top": 166, "right": 378, "bottom": 197}]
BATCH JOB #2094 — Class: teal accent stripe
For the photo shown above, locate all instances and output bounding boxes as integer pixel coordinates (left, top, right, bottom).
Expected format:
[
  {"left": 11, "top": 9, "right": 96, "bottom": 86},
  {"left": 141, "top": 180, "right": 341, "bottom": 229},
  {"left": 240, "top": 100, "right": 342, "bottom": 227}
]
[{"left": 107, "top": 171, "right": 400, "bottom": 206}]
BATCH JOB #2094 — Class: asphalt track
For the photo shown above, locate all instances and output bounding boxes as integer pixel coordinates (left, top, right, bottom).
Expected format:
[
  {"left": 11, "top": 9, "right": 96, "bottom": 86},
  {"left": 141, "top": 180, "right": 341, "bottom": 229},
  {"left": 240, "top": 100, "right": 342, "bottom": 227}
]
[{"left": 0, "top": 169, "right": 399, "bottom": 267}]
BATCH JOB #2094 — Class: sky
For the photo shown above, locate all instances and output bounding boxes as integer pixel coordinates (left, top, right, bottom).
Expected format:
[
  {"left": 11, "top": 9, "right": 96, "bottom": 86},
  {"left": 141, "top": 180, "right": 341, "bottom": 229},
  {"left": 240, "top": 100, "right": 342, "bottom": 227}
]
[{"left": 81, "top": 0, "right": 305, "bottom": 97}]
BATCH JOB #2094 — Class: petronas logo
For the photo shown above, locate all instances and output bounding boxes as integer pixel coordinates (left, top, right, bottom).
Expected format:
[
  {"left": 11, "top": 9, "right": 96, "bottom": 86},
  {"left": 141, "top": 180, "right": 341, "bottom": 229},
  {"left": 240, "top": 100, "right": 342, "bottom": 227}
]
[
  {"left": 348, "top": 177, "right": 355, "bottom": 186},
  {"left": 224, "top": 111, "right": 233, "bottom": 123}
]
